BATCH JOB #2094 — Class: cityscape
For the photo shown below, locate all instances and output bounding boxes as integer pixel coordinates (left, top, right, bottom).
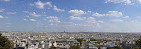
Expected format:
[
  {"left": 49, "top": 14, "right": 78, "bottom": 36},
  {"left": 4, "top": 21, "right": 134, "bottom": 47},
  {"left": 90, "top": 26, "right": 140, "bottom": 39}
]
[
  {"left": 1, "top": 0, "right": 141, "bottom": 49},
  {"left": 0, "top": 32, "right": 141, "bottom": 49}
]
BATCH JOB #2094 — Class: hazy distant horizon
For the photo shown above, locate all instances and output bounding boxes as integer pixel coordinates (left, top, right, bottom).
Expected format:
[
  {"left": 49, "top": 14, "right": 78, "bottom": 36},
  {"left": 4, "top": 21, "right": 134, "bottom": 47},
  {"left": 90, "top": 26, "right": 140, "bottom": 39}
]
[{"left": 1, "top": 31, "right": 141, "bottom": 33}]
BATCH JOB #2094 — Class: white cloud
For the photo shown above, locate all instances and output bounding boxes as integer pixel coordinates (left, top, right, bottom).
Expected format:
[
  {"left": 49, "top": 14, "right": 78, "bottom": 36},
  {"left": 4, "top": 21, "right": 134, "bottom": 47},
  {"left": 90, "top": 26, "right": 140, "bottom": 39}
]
[
  {"left": 1, "top": 0, "right": 11, "bottom": 2},
  {"left": 93, "top": 12, "right": 105, "bottom": 17},
  {"left": 23, "top": 11, "right": 29, "bottom": 13},
  {"left": 111, "top": 19, "right": 123, "bottom": 22},
  {"left": 30, "top": 12, "right": 41, "bottom": 17},
  {"left": 29, "top": 19, "right": 36, "bottom": 21},
  {"left": 49, "top": 23, "right": 57, "bottom": 26},
  {"left": 106, "top": 11, "right": 123, "bottom": 17},
  {"left": 26, "top": 16, "right": 29, "bottom": 17},
  {"left": 23, "top": 11, "right": 41, "bottom": 17},
  {"left": 67, "top": 17, "right": 104, "bottom": 27},
  {"left": 50, "top": 23, "right": 54, "bottom": 26},
  {"left": 29, "top": 4, "right": 34, "bottom": 6},
  {"left": 64, "top": 22, "right": 91, "bottom": 27},
  {"left": 86, "top": 17, "right": 97, "bottom": 23},
  {"left": 31, "top": 1, "right": 65, "bottom": 12},
  {"left": 70, "top": 16, "right": 86, "bottom": 20},
  {"left": 0, "top": 15, "right": 8, "bottom": 18},
  {"left": 34, "top": 0, "right": 45, "bottom": 9},
  {"left": 7, "top": 12, "right": 16, "bottom": 14},
  {"left": 46, "top": 16, "right": 61, "bottom": 23},
  {"left": 106, "top": 0, "right": 131, "bottom": 4},
  {"left": 23, "top": 11, "right": 42, "bottom": 17},
  {"left": 93, "top": 11, "right": 123, "bottom": 17},
  {"left": 0, "top": 15, "right": 4, "bottom": 18},
  {"left": 53, "top": 6, "right": 65, "bottom": 12},
  {"left": 23, "top": 19, "right": 27, "bottom": 21},
  {"left": 87, "top": 17, "right": 95, "bottom": 20},
  {"left": 46, "top": 2, "right": 52, "bottom": 7},
  {"left": 0, "top": 9, "right": 4, "bottom": 12},
  {"left": 123, "top": 16, "right": 129, "bottom": 18},
  {"left": 137, "top": 0, "right": 141, "bottom": 3},
  {"left": 74, "top": 23, "right": 91, "bottom": 27},
  {"left": 87, "top": 11, "right": 92, "bottom": 13},
  {"left": 85, "top": 17, "right": 104, "bottom": 24},
  {"left": 68, "top": 9, "right": 85, "bottom": 16},
  {"left": 31, "top": 0, "right": 52, "bottom": 9},
  {"left": 106, "top": 0, "right": 141, "bottom": 5},
  {"left": 98, "top": 20, "right": 104, "bottom": 23}
]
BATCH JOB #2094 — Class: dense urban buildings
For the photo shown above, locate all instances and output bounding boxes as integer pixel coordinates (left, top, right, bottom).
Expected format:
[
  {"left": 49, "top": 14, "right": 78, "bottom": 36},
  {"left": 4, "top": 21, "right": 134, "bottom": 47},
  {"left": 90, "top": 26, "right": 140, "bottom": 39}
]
[{"left": 0, "top": 32, "right": 140, "bottom": 49}]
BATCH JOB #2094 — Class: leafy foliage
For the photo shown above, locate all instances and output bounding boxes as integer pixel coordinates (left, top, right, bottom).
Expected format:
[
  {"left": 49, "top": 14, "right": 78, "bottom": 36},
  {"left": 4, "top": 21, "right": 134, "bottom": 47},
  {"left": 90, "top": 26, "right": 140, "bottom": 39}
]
[
  {"left": 49, "top": 46, "right": 56, "bottom": 49},
  {"left": 0, "top": 33, "right": 13, "bottom": 49},
  {"left": 90, "top": 39, "right": 96, "bottom": 41},
  {"left": 135, "top": 37, "right": 141, "bottom": 47},
  {"left": 69, "top": 45, "right": 81, "bottom": 49},
  {"left": 134, "top": 37, "right": 141, "bottom": 49},
  {"left": 76, "top": 38, "right": 86, "bottom": 46},
  {"left": 134, "top": 47, "right": 141, "bottom": 49}
]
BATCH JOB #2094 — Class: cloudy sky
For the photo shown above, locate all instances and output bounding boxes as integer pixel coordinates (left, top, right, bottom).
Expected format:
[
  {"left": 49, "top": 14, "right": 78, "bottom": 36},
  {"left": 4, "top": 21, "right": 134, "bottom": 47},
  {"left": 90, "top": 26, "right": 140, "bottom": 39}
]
[{"left": 0, "top": 0, "right": 141, "bottom": 32}]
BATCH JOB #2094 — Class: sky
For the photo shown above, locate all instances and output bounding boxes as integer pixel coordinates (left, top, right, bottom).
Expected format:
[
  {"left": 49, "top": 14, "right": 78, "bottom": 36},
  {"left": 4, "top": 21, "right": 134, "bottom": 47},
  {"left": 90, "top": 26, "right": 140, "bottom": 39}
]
[{"left": 0, "top": 0, "right": 141, "bottom": 32}]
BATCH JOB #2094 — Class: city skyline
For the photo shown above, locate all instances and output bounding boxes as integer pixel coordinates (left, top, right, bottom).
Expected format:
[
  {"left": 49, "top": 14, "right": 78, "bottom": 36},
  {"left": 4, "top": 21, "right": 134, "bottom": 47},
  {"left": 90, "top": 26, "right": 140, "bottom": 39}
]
[{"left": 0, "top": 0, "right": 141, "bottom": 32}]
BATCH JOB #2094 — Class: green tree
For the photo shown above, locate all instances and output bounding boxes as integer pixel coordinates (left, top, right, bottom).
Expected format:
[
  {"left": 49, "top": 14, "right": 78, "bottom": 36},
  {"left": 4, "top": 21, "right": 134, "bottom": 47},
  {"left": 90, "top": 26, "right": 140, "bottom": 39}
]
[
  {"left": 134, "top": 47, "right": 141, "bottom": 49},
  {"left": 90, "top": 39, "right": 96, "bottom": 41},
  {"left": 135, "top": 37, "right": 141, "bottom": 47},
  {"left": 69, "top": 44, "right": 76, "bottom": 49},
  {"left": 134, "top": 36, "right": 141, "bottom": 49},
  {"left": 0, "top": 33, "right": 13, "bottom": 49},
  {"left": 76, "top": 45, "right": 81, "bottom": 49},
  {"left": 26, "top": 43, "right": 28, "bottom": 49},
  {"left": 49, "top": 46, "right": 56, "bottom": 49},
  {"left": 76, "top": 38, "right": 86, "bottom": 46},
  {"left": 69, "top": 45, "right": 81, "bottom": 49}
]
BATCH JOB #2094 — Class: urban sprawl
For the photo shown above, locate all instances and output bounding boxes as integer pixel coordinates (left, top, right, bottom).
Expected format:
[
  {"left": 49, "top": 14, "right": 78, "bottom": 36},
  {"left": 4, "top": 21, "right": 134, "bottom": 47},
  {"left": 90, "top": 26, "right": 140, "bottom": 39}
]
[{"left": 1, "top": 32, "right": 141, "bottom": 49}]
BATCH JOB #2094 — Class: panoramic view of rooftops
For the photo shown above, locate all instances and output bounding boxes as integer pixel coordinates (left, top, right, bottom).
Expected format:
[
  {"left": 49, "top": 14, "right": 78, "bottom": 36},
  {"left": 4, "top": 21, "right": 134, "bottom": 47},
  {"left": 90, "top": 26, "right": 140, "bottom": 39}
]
[{"left": 1, "top": 0, "right": 141, "bottom": 49}]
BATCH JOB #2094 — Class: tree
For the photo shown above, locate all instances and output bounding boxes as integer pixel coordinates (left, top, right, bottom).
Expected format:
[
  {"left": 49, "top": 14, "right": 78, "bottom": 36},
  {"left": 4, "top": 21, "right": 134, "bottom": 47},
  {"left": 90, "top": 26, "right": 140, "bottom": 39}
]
[
  {"left": 69, "top": 45, "right": 81, "bottom": 49},
  {"left": 49, "top": 46, "right": 56, "bottom": 49},
  {"left": 76, "top": 38, "right": 86, "bottom": 46},
  {"left": 134, "top": 36, "right": 141, "bottom": 49},
  {"left": 135, "top": 37, "right": 141, "bottom": 47},
  {"left": 90, "top": 39, "right": 96, "bottom": 41},
  {"left": 69, "top": 44, "right": 76, "bottom": 49},
  {"left": 134, "top": 47, "right": 141, "bottom": 49},
  {"left": 0, "top": 33, "right": 13, "bottom": 49},
  {"left": 76, "top": 45, "right": 81, "bottom": 49},
  {"left": 26, "top": 43, "right": 28, "bottom": 49}
]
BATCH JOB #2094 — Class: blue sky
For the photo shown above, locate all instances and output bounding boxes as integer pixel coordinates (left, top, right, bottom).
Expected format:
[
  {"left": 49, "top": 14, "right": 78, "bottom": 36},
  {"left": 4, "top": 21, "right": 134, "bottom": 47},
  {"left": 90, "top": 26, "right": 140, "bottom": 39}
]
[{"left": 0, "top": 0, "right": 141, "bottom": 32}]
